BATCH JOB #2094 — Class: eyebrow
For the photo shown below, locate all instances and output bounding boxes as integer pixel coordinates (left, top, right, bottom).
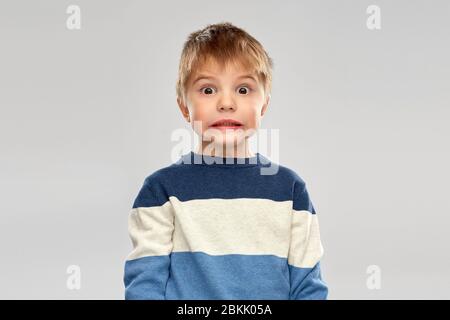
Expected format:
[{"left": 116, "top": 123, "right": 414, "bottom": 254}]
[{"left": 192, "top": 74, "right": 258, "bottom": 85}]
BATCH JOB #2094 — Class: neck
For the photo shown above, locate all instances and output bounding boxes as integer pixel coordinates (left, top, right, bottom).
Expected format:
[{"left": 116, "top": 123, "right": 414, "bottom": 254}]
[{"left": 196, "top": 140, "right": 255, "bottom": 158}]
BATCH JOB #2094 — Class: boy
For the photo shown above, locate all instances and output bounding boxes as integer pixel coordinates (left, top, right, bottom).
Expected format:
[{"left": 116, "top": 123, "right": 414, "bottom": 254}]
[{"left": 123, "top": 22, "right": 328, "bottom": 300}]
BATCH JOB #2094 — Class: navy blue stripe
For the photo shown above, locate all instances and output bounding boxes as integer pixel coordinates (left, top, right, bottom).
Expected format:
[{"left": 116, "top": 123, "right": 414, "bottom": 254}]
[{"left": 132, "top": 152, "right": 316, "bottom": 214}]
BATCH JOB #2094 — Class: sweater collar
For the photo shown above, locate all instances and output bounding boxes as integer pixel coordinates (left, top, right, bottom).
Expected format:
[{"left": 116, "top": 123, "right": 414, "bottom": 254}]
[{"left": 179, "top": 151, "right": 266, "bottom": 168}]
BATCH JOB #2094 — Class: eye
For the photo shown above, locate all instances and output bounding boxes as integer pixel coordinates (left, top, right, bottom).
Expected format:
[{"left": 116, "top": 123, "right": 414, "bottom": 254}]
[
  {"left": 237, "top": 86, "right": 251, "bottom": 95},
  {"left": 200, "top": 87, "right": 216, "bottom": 95}
]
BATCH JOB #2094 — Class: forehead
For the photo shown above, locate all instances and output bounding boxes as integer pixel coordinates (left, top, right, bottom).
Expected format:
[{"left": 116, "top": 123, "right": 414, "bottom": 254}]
[{"left": 191, "top": 56, "right": 257, "bottom": 80}]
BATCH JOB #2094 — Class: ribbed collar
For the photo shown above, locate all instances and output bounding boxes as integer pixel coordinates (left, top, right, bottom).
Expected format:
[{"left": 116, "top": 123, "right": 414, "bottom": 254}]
[{"left": 178, "top": 151, "right": 267, "bottom": 168}]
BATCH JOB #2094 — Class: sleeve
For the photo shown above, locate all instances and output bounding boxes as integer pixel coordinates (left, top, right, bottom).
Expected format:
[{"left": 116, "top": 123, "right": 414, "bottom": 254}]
[
  {"left": 123, "top": 174, "right": 175, "bottom": 300},
  {"left": 287, "top": 179, "right": 328, "bottom": 300}
]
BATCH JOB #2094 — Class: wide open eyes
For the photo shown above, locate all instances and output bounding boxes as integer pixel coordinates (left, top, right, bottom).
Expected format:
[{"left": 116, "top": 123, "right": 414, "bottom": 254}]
[
  {"left": 237, "top": 86, "right": 251, "bottom": 95},
  {"left": 199, "top": 86, "right": 252, "bottom": 95},
  {"left": 200, "top": 87, "right": 216, "bottom": 95}
]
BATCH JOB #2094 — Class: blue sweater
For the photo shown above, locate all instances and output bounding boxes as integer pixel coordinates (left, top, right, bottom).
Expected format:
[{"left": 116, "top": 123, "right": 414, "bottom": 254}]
[{"left": 123, "top": 151, "right": 328, "bottom": 300}]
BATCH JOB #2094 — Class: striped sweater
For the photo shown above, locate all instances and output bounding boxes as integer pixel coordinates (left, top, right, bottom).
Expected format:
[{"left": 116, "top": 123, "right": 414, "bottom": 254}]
[{"left": 123, "top": 151, "right": 328, "bottom": 300}]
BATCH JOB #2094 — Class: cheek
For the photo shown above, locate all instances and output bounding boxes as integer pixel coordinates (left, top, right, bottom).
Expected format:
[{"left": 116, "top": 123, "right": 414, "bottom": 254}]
[
  {"left": 243, "top": 105, "right": 262, "bottom": 129},
  {"left": 190, "top": 104, "right": 213, "bottom": 133}
]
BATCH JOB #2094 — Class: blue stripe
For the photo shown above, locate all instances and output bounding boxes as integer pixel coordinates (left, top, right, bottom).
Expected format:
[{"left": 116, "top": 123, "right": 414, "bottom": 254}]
[
  {"left": 289, "top": 261, "right": 328, "bottom": 299},
  {"left": 124, "top": 255, "right": 170, "bottom": 300},
  {"left": 125, "top": 252, "right": 327, "bottom": 299},
  {"left": 132, "top": 152, "right": 316, "bottom": 214},
  {"left": 165, "top": 252, "right": 290, "bottom": 299}
]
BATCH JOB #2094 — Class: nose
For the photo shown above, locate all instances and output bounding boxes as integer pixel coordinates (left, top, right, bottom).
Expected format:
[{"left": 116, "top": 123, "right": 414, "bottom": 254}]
[
  {"left": 217, "top": 91, "right": 236, "bottom": 112},
  {"left": 218, "top": 104, "right": 235, "bottom": 112}
]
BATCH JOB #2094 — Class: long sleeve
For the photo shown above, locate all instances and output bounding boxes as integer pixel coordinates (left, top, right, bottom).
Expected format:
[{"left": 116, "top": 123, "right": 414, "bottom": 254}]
[
  {"left": 123, "top": 174, "right": 174, "bottom": 300},
  {"left": 288, "top": 180, "right": 328, "bottom": 300}
]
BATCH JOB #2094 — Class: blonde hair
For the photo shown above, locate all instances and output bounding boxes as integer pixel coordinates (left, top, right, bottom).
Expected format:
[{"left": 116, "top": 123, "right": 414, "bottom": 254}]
[{"left": 176, "top": 22, "right": 274, "bottom": 103}]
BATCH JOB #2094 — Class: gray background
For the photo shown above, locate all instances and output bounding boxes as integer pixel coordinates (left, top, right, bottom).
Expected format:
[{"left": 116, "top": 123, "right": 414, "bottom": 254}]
[{"left": 1, "top": 0, "right": 449, "bottom": 299}]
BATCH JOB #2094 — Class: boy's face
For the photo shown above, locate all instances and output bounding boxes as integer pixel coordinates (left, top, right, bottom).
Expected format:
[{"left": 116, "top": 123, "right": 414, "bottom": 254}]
[{"left": 177, "top": 57, "right": 270, "bottom": 155}]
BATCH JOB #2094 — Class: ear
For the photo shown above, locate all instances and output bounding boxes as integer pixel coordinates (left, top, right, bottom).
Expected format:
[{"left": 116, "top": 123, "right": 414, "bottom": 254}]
[
  {"left": 177, "top": 97, "right": 190, "bottom": 123},
  {"left": 261, "top": 93, "right": 271, "bottom": 117}
]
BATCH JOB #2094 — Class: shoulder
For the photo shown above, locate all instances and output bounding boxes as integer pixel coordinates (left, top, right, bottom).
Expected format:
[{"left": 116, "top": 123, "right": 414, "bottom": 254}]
[
  {"left": 279, "top": 164, "right": 306, "bottom": 186},
  {"left": 143, "top": 163, "right": 176, "bottom": 186},
  {"left": 270, "top": 161, "right": 315, "bottom": 214},
  {"left": 133, "top": 163, "right": 179, "bottom": 208},
  {"left": 261, "top": 155, "right": 307, "bottom": 189}
]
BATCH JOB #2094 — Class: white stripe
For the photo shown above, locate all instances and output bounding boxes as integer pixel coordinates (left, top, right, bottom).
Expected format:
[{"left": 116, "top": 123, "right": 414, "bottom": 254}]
[
  {"left": 126, "top": 197, "right": 324, "bottom": 268},
  {"left": 170, "top": 197, "right": 292, "bottom": 259},
  {"left": 126, "top": 202, "right": 174, "bottom": 261},
  {"left": 288, "top": 211, "right": 324, "bottom": 268}
]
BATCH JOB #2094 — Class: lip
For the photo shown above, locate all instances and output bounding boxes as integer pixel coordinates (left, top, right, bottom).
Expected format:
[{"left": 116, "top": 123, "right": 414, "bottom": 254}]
[{"left": 209, "top": 118, "right": 244, "bottom": 128}]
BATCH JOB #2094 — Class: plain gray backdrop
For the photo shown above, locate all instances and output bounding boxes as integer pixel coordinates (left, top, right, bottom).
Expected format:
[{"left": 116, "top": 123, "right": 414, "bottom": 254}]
[{"left": 1, "top": 0, "right": 449, "bottom": 299}]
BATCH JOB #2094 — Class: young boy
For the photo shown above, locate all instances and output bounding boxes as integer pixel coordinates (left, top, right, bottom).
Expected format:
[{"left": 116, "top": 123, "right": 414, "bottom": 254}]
[{"left": 123, "top": 22, "right": 328, "bottom": 300}]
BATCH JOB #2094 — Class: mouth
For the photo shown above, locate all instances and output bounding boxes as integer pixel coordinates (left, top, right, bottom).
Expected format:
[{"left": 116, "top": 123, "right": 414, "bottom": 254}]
[{"left": 209, "top": 119, "right": 244, "bottom": 129}]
